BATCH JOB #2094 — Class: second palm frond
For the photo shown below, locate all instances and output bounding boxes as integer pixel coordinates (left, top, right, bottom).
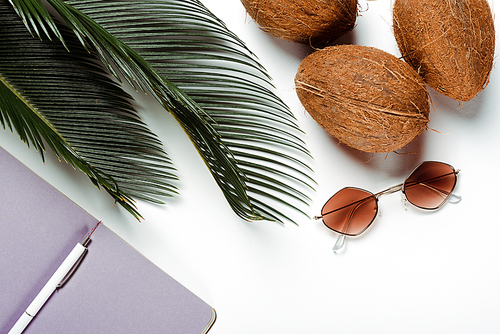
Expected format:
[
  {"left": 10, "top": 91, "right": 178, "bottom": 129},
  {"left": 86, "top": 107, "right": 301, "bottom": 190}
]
[{"left": 3, "top": 0, "right": 316, "bottom": 223}]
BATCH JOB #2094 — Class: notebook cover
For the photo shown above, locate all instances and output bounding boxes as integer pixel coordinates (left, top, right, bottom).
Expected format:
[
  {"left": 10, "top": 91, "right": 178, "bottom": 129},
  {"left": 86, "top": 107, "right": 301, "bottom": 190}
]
[{"left": 0, "top": 146, "right": 216, "bottom": 333}]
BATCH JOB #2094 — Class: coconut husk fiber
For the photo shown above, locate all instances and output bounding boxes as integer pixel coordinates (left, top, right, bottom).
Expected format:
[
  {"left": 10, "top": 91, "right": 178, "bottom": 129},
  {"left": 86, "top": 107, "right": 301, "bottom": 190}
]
[
  {"left": 393, "top": 0, "right": 495, "bottom": 102},
  {"left": 295, "top": 45, "right": 430, "bottom": 153},
  {"left": 241, "top": 0, "right": 358, "bottom": 45}
]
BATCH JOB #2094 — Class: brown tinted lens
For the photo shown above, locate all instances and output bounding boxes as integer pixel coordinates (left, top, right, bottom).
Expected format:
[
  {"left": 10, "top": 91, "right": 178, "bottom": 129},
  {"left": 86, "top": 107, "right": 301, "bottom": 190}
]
[
  {"left": 321, "top": 188, "right": 378, "bottom": 236},
  {"left": 404, "top": 161, "right": 457, "bottom": 209}
]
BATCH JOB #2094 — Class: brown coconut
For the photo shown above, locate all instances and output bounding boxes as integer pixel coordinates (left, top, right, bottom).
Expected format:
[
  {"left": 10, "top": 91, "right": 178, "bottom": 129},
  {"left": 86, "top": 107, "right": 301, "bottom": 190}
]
[
  {"left": 241, "top": 0, "right": 358, "bottom": 45},
  {"left": 295, "top": 45, "right": 430, "bottom": 153},
  {"left": 393, "top": 0, "right": 495, "bottom": 102}
]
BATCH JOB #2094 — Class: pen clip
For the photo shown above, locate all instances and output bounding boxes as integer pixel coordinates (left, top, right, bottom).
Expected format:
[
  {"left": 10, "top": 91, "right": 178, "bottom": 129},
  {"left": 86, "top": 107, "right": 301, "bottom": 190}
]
[
  {"left": 56, "top": 247, "right": 88, "bottom": 290},
  {"left": 56, "top": 227, "right": 96, "bottom": 290}
]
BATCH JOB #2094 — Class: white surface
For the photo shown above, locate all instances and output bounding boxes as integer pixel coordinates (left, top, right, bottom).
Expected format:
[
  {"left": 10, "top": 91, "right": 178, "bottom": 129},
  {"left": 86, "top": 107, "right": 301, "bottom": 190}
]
[{"left": 2, "top": 0, "right": 500, "bottom": 333}]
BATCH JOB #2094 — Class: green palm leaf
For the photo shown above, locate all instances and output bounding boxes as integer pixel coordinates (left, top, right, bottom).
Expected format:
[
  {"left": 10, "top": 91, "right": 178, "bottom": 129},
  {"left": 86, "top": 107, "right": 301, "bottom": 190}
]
[
  {"left": 67, "top": 0, "right": 315, "bottom": 222},
  {"left": 6, "top": 0, "right": 315, "bottom": 223},
  {"left": 41, "top": 0, "right": 260, "bottom": 220},
  {"left": 0, "top": 1, "right": 178, "bottom": 219}
]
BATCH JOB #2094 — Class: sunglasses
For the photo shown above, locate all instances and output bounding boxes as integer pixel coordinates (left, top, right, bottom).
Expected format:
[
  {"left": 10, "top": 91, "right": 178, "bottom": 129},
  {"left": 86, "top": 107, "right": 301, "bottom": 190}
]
[{"left": 314, "top": 161, "right": 461, "bottom": 253}]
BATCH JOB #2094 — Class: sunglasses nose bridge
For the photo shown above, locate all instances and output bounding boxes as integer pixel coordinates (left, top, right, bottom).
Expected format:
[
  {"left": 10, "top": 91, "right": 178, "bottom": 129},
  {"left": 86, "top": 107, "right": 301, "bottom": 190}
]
[{"left": 375, "top": 183, "right": 404, "bottom": 198}]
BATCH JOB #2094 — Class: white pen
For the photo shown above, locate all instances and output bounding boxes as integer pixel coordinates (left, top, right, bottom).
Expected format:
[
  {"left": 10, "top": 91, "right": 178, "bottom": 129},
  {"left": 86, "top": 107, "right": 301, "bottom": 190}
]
[{"left": 8, "top": 222, "right": 100, "bottom": 334}]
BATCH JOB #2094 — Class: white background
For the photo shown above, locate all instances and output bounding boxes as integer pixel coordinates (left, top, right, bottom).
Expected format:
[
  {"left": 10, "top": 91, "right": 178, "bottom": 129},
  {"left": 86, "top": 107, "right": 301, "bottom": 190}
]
[{"left": 2, "top": 0, "right": 500, "bottom": 332}]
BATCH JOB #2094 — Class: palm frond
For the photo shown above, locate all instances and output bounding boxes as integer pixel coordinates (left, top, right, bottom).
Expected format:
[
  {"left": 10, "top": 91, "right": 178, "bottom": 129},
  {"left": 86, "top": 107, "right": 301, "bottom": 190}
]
[
  {"left": 67, "top": 0, "right": 316, "bottom": 222},
  {"left": 8, "top": 0, "right": 66, "bottom": 46},
  {"left": 0, "top": 1, "right": 178, "bottom": 219},
  {"left": 8, "top": 0, "right": 316, "bottom": 223},
  {"left": 38, "top": 0, "right": 260, "bottom": 220}
]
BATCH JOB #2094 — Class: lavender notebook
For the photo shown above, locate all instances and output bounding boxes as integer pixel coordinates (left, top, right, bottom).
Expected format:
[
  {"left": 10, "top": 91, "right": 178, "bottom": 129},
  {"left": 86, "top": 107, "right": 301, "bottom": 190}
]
[{"left": 0, "top": 147, "right": 216, "bottom": 333}]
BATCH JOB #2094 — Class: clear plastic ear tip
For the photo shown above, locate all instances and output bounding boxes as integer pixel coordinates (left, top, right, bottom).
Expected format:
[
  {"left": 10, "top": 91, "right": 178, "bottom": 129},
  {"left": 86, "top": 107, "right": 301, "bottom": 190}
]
[
  {"left": 401, "top": 195, "right": 408, "bottom": 210},
  {"left": 449, "top": 193, "right": 462, "bottom": 204},
  {"left": 333, "top": 234, "right": 346, "bottom": 254}
]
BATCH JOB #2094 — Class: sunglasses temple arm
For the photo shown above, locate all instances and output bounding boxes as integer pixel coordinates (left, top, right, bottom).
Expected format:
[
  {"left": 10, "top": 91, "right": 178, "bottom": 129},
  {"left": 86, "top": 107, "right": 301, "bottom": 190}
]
[
  {"left": 406, "top": 181, "right": 462, "bottom": 203},
  {"left": 333, "top": 234, "right": 346, "bottom": 254},
  {"left": 332, "top": 199, "right": 367, "bottom": 253},
  {"left": 313, "top": 215, "right": 347, "bottom": 253}
]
